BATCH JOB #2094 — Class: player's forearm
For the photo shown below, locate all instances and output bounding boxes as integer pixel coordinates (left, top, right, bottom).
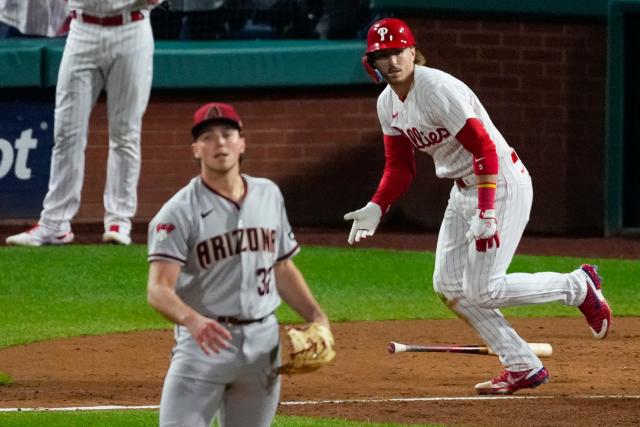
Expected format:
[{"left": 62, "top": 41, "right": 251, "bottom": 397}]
[
  {"left": 147, "top": 261, "right": 200, "bottom": 326},
  {"left": 275, "top": 260, "right": 329, "bottom": 327},
  {"left": 371, "top": 134, "right": 416, "bottom": 213},
  {"left": 456, "top": 118, "right": 498, "bottom": 210},
  {"left": 147, "top": 284, "right": 200, "bottom": 326}
]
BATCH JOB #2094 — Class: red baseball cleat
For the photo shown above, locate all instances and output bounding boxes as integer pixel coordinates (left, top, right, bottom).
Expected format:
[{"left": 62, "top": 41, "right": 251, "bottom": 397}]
[
  {"left": 475, "top": 366, "right": 549, "bottom": 395},
  {"left": 578, "top": 264, "right": 612, "bottom": 339}
]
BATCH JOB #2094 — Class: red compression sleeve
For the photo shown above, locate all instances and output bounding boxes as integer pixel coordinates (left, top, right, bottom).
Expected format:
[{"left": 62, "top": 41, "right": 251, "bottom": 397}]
[
  {"left": 455, "top": 118, "right": 499, "bottom": 175},
  {"left": 476, "top": 184, "right": 497, "bottom": 210},
  {"left": 371, "top": 134, "right": 416, "bottom": 214},
  {"left": 456, "top": 118, "right": 498, "bottom": 210}
]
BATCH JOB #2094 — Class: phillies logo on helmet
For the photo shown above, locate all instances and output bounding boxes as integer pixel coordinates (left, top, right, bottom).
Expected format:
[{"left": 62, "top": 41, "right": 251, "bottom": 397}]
[{"left": 377, "top": 27, "right": 389, "bottom": 41}]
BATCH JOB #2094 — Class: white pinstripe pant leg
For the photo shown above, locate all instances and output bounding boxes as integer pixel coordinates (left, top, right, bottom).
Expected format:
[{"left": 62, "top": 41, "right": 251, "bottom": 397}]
[
  {"left": 433, "top": 189, "right": 539, "bottom": 371},
  {"left": 464, "top": 160, "right": 586, "bottom": 309},
  {"left": 40, "top": 20, "right": 104, "bottom": 231},
  {"left": 103, "top": 19, "right": 154, "bottom": 230}
]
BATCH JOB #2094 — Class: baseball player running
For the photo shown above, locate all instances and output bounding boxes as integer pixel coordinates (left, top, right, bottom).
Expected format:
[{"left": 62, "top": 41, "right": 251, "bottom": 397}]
[
  {"left": 147, "top": 103, "right": 333, "bottom": 427},
  {"left": 344, "top": 18, "right": 612, "bottom": 395},
  {"left": 6, "top": 0, "right": 162, "bottom": 247}
]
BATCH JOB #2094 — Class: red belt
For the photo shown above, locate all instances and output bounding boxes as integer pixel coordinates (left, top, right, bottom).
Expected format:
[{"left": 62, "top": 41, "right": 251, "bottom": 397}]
[
  {"left": 71, "top": 10, "right": 144, "bottom": 26},
  {"left": 456, "top": 150, "right": 521, "bottom": 189}
]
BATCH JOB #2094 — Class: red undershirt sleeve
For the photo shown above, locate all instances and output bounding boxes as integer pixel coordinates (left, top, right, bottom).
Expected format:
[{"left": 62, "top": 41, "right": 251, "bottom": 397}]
[{"left": 371, "top": 134, "right": 416, "bottom": 214}]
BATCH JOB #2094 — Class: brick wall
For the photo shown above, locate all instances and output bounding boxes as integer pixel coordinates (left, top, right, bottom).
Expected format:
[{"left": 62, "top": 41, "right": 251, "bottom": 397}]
[
  {"left": 401, "top": 17, "right": 606, "bottom": 234},
  {"left": 78, "top": 16, "right": 606, "bottom": 235}
]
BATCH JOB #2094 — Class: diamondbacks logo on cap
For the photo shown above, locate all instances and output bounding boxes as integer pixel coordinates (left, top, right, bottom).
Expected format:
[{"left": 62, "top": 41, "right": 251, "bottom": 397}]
[{"left": 204, "top": 105, "right": 223, "bottom": 120}]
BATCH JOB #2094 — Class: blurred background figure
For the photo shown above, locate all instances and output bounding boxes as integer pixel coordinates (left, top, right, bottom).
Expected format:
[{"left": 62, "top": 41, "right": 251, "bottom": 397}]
[{"left": 0, "top": 0, "right": 68, "bottom": 37}]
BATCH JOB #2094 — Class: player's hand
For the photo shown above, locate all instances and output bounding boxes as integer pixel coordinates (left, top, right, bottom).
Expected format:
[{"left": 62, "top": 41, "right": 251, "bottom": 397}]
[
  {"left": 184, "top": 314, "right": 232, "bottom": 355},
  {"left": 343, "top": 202, "right": 382, "bottom": 245},
  {"left": 466, "top": 209, "right": 500, "bottom": 252}
]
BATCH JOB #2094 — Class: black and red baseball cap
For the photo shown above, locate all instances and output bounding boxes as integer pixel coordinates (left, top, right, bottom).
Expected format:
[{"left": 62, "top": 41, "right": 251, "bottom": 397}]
[{"left": 191, "top": 102, "right": 243, "bottom": 138}]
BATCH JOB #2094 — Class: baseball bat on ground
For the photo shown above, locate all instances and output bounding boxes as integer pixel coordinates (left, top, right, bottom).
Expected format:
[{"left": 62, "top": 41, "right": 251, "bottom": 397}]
[{"left": 388, "top": 342, "right": 553, "bottom": 357}]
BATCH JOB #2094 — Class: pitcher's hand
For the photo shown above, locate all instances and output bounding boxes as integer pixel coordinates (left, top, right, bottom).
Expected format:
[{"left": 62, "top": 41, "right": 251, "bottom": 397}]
[{"left": 184, "top": 313, "right": 232, "bottom": 355}]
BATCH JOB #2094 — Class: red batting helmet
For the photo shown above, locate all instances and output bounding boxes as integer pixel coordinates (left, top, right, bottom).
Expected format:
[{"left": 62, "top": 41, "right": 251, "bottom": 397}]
[
  {"left": 192, "top": 102, "right": 243, "bottom": 138},
  {"left": 362, "top": 18, "right": 416, "bottom": 83},
  {"left": 365, "top": 18, "right": 416, "bottom": 54}
]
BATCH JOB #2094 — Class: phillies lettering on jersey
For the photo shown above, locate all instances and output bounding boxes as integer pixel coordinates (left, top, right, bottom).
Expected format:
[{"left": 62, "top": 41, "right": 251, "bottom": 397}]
[
  {"left": 378, "top": 65, "right": 512, "bottom": 179},
  {"left": 196, "top": 227, "right": 276, "bottom": 269},
  {"left": 393, "top": 126, "right": 450, "bottom": 150}
]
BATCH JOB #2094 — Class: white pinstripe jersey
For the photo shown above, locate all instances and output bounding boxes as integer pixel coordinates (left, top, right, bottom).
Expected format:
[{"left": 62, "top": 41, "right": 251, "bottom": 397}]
[
  {"left": 378, "top": 65, "right": 512, "bottom": 179},
  {"left": 148, "top": 175, "right": 300, "bottom": 320},
  {"left": 66, "top": 0, "right": 162, "bottom": 15}
]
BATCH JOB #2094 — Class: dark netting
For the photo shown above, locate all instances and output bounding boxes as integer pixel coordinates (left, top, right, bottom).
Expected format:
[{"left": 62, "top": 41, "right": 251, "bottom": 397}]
[{"left": 149, "top": 0, "right": 372, "bottom": 40}]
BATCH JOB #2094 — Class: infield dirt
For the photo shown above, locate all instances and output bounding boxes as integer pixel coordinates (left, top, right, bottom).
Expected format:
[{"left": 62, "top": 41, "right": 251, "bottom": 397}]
[
  {"left": 0, "top": 318, "right": 639, "bottom": 426},
  {"left": 1, "top": 230, "right": 639, "bottom": 426}
]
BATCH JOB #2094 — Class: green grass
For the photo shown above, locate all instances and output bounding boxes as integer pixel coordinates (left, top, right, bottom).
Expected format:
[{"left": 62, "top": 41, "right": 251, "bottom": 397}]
[
  {"left": 0, "top": 371, "right": 12, "bottom": 386},
  {"left": 0, "top": 244, "right": 637, "bottom": 426},
  {"left": 0, "top": 245, "right": 638, "bottom": 348},
  {"left": 0, "top": 411, "right": 437, "bottom": 427}
]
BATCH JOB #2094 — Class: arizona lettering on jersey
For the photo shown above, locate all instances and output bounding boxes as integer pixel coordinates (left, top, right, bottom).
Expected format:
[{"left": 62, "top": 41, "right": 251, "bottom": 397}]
[
  {"left": 196, "top": 227, "right": 276, "bottom": 269},
  {"left": 147, "top": 175, "right": 299, "bottom": 319}
]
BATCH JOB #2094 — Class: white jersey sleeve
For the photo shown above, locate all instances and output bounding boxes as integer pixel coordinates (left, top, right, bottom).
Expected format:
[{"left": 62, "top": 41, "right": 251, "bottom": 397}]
[{"left": 377, "top": 87, "right": 402, "bottom": 136}]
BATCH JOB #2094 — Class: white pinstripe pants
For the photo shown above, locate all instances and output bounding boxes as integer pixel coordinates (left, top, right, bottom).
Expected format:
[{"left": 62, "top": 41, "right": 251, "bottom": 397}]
[
  {"left": 40, "top": 15, "right": 153, "bottom": 232},
  {"left": 433, "top": 154, "right": 586, "bottom": 371}
]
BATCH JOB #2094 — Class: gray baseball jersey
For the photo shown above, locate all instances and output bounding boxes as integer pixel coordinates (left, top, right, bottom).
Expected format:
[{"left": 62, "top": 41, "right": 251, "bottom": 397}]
[
  {"left": 148, "top": 174, "right": 299, "bottom": 319},
  {"left": 148, "top": 174, "right": 299, "bottom": 427}
]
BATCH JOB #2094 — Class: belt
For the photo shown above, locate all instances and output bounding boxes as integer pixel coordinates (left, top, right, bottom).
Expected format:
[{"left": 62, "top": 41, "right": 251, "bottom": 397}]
[
  {"left": 215, "top": 314, "right": 271, "bottom": 325},
  {"left": 455, "top": 174, "right": 477, "bottom": 189},
  {"left": 455, "top": 150, "right": 521, "bottom": 189},
  {"left": 71, "top": 10, "right": 144, "bottom": 26}
]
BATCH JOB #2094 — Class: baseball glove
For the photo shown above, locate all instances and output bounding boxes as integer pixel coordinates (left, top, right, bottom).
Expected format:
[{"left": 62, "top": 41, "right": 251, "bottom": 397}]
[{"left": 279, "top": 323, "right": 336, "bottom": 375}]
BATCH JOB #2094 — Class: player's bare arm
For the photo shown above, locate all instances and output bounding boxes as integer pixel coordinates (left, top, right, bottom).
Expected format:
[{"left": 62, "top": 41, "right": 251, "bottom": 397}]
[
  {"left": 147, "top": 260, "right": 231, "bottom": 355},
  {"left": 274, "top": 259, "right": 329, "bottom": 328}
]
